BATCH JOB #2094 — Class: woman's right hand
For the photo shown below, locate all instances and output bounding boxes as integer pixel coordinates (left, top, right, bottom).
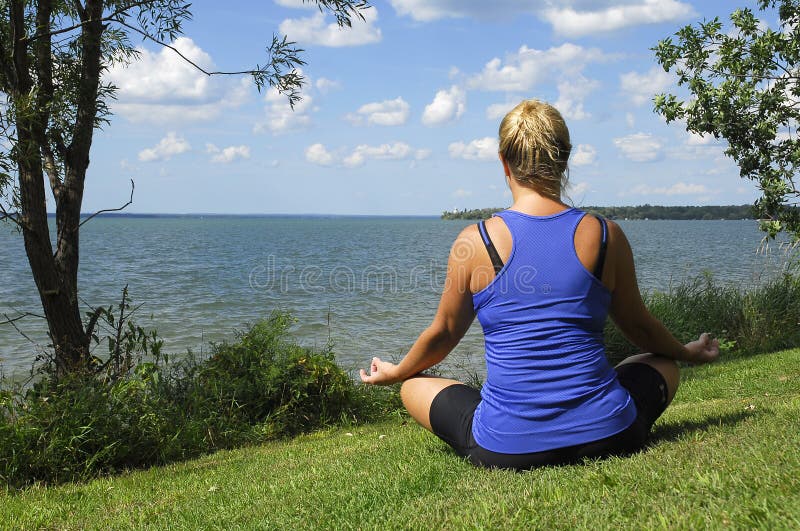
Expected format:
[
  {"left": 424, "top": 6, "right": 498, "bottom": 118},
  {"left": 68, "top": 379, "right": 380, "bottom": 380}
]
[{"left": 684, "top": 333, "right": 720, "bottom": 364}]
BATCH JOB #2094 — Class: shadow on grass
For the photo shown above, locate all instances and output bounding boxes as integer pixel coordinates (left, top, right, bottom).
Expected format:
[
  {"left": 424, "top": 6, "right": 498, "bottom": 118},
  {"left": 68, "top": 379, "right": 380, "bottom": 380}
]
[{"left": 649, "top": 410, "right": 754, "bottom": 445}]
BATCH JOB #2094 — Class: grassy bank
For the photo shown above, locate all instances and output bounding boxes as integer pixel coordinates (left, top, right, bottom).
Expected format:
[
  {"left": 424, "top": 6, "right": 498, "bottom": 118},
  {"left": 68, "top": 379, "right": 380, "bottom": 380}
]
[{"left": 2, "top": 348, "right": 798, "bottom": 529}]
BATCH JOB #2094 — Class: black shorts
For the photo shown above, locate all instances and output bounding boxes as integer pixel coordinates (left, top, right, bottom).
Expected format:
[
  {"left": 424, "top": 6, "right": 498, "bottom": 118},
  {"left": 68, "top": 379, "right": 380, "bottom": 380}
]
[{"left": 428, "top": 362, "right": 669, "bottom": 471}]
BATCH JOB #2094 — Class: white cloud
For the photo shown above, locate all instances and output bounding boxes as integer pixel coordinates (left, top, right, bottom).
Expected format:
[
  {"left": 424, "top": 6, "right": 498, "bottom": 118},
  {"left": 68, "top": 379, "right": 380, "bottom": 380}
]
[
  {"left": 449, "top": 137, "right": 499, "bottom": 161},
  {"left": 625, "top": 112, "right": 636, "bottom": 128},
  {"left": 206, "top": 143, "right": 251, "bottom": 164},
  {"left": 256, "top": 85, "right": 315, "bottom": 134},
  {"left": 274, "top": 0, "right": 315, "bottom": 8},
  {"left": 555, "top": 75, "right": 599, "bottom": 120},
  {"left": 389, "top": 0, "right": 693, "bottom": 35},
  {"left": 453, "top": 188, "right": 473, "bottom": 198},
  {"left": 613, "top": 132, "right": 663, "bottom": 162},
  {"left": 486, "top": 101, "right": 517, "bottom": 121},
  {"left": 138, "top": 132, "right": 191, "bottom": 162},
  {"left": 620, "top": 66, "right": 673, "bottom": 107},
  {"left": 106, "top": 37, "right": 249, "bottom": 125},
  {"left": 468, "top": 43, "right": 609, "bottom": 92},
  {"left": 305, "top": 142, "right": 423, "bottom": 167},
  {"left": 346, "top": 97, "right": 409, "bottom": 126},
  {"left": 279, "top": 7, "right": 381, "bottom": 47},
  {"left": 305, "top": 143, "right": 335, "bottom": 166},
  {"left": 542, "top": 0, "right": 696, "bottom": 37},
  {"left": 571, "top": 144, "right": 597, "bottom": 167},
  {"left": 569, "top": 182, "right": 590, "bottom": 195},
  {"left": 315, "top": 77, "right": 341, "bottom": 94},
  {"left": 686, "top": 131, "right": 714, "bottom": 146},
  {"left": 422, "top": 86, "right": 466, "bottom": 126},
  {"left": 343, "top": 142, "right": 412, "bottom": 167},
  {"left": 626, "top": 182, "right": 712, "bottom": 196},
  {"left": 389, "top": 0, "right": 538, "bottom": 22},
  {"left": 415, "top": 148, "right": 432, "bottom": 160}
]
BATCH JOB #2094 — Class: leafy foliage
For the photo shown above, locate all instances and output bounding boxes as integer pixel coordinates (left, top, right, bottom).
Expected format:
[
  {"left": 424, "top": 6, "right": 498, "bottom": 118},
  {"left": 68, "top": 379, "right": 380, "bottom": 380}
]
[
  {"left": 0, "top": 311, "right": 399, "bottom": 488},
  {"left": 653, "top": 1, "right": 800, "bottom": 241}
]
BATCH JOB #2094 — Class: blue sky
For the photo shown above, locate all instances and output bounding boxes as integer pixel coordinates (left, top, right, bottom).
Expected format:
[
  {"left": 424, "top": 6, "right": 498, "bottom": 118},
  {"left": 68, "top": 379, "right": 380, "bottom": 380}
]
[{"left": 80, "top": 0, "right": 765, "bottom": 215}]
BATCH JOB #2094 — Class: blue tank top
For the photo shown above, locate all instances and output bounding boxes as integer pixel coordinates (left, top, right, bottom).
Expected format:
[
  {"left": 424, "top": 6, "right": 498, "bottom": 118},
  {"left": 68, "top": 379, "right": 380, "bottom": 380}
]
[{"left": 471, "top": 208, "right": 637, "bottom": 454}]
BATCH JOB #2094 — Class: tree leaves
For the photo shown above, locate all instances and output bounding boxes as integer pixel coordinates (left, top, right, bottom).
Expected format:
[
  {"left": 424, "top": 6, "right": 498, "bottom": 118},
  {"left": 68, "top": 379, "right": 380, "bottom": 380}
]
[{"left": 654, "top": 1, "right": 800, "bottom": 242}]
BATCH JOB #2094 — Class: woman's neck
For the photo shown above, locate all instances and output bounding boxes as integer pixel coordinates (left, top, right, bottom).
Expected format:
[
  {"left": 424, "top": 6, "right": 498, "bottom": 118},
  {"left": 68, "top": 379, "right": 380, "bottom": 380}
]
[{"left": 507, "top": 179, "right": 567, "bottom": 216}]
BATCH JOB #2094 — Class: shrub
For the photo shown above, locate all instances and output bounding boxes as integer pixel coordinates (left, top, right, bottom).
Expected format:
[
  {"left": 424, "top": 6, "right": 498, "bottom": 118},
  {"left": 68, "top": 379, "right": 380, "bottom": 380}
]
[{"left": 0, "top": 311, "right": 400, "bottom": 488}]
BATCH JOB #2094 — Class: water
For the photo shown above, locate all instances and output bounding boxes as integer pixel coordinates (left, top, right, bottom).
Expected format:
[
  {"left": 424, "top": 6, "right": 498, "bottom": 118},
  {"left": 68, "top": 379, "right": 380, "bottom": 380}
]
[{"left": 0, "top": 215, "right": 793, "bottom": 377}]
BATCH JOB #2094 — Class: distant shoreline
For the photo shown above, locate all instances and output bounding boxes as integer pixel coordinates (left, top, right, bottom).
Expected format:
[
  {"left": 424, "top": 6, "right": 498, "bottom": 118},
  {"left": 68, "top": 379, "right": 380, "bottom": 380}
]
[{"left": 442, "top": 204, "right": 756, "bottom": 221}]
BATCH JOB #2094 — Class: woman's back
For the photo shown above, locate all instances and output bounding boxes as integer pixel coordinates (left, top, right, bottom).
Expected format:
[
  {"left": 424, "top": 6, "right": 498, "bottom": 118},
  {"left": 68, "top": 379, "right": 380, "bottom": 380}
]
[{"left": 471, "top": 207, "right": 637, "bottom": 454}]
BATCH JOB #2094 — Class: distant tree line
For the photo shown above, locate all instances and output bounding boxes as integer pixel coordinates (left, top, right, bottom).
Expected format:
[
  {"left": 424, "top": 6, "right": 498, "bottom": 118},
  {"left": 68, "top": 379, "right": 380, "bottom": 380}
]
[{"left": 441, "top": 204, "right": 757, "bottom": 221}]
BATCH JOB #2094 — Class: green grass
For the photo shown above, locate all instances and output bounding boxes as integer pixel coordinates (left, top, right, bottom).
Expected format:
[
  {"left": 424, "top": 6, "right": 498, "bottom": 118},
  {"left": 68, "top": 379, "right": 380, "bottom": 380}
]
[{"left": 2, "top": 349, "right": 799, "bottom": 529}]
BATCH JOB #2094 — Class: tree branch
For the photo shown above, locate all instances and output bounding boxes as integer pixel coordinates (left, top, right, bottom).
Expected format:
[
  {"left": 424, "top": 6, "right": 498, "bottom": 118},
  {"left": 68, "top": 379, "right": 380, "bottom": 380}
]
[
  {"left": 0, "top": 311, "right": 46, "bottom": 326},
  {"left": 24, "top": 0, "right": 156, "bottom": 42},
  {"left": 0, "top": 199, "right": 23, "bottom": 229},
  {"left": 79, "top": 178, "right": 134, "bottom": 226},
  {"left": 112, "top": 18, "right": 271, "bottom": 77}
]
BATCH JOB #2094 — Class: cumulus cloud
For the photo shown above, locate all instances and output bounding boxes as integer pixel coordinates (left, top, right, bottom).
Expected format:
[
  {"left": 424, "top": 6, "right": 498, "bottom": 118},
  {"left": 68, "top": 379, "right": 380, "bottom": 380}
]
[
  {"left": 449, "top": 137, "right": 499, "bottom": 161},
  {"left": 686, "top": 131, "right": 714, "bottom": 146},
  {"left": 138, "top": 132, "right": 191, "bottom": 162},
  {"left": 613, "top": 132, "right": 663, "bottom": 162},
  {"left": 255, "top": 85, "right": 315, "bottom": 134},
  {"left": 346, "top": 97, "right": 410, "bottom": 126},
  {"left": 279, "top": 7, "right": 381, "bottom": 47},
  {"left": 343, "top": 142, "right": 412, "bottom": 167},
  {"left": 422, "top": 86, "right": 466, "bottom": 126},
  {"left": 206, "top": 143, "right": 251, "bottom": 163},
  {"left": 304, "top": 142, "right": 427, "bottom": 167},
  {"left": 274, "top": 0, "right": 315, "bottom": 8},
  {"left": 620, "top": 66, "right": 673, "bottom": 107},
  {"left": 315, "top": 77, "right": 341, "bottom": 93},
  {"left": 626, "top": 182, "right": 712, "bottom": 196},
  {"left": 569, "top": 182, "right": 590, "bottom": 195},
  {"left": 389, "top": 0, "right": 693, "bottom": 36},
  {"left": 571, "top": 144, "right": 597, "bottom": 167},
  {"left": 486, "top": 101, "right": 516, "bottom": 121},
  {"left": 542, "top": 0, "right": 696, "bottom": 37},
  {"left": 305, "top": 143, "right": 335, "bottom": 166},
  {"left": 468, "top": 43, "right": 609, "bottom": 92},
  {"left": 389, "top": 0, "right": 537, "bottom": 22},
  {"left": 555, "top": 76, "right": 599, "bottom": 120},
  {"left": 106, "top": 37, "right": 249, "bottom": 125}
]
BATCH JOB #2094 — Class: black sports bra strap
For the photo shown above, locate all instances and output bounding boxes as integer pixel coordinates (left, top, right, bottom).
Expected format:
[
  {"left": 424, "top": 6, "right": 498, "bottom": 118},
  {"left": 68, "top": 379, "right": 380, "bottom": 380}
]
[
  {"left": 593, "top": 214, "right": 608, "bottom": 281},
  {"left": 478, "top": 220, "right": 504, "bottom": 274}
]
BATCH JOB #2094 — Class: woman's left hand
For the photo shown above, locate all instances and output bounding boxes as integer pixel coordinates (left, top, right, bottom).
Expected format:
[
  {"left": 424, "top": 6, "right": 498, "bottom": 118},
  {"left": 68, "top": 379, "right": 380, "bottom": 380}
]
[{"left": 359, "top": 357, "right": 401, "bottom": 386}]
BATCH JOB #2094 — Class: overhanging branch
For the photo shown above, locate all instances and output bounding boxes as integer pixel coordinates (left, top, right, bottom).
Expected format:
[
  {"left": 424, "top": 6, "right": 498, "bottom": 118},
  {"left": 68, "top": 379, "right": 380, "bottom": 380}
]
[{"left": 79, "top": 178, "right": 134, "bottom": 227}]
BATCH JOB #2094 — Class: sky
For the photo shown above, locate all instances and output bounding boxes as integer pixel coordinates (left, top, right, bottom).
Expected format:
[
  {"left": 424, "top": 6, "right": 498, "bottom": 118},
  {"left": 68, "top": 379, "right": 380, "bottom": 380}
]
[{"left": 78, "top": 0, "right": 769, "bottom": 215}]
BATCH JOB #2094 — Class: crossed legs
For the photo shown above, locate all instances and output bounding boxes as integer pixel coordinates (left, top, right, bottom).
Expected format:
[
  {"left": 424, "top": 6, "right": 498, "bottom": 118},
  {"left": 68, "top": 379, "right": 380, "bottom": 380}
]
[{"left": 399, "top": 354, "right": 680, "bottom": 435}]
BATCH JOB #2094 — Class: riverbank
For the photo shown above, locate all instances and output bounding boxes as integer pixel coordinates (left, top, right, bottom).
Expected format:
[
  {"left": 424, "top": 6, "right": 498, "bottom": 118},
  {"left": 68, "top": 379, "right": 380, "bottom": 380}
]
[{"left": 3, "top": 348, "right": 798, "bottom": 528}]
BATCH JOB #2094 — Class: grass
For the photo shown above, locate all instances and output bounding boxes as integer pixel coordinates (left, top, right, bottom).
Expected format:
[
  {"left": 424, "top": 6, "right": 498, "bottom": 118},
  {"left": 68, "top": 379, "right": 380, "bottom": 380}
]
[{"left": 1, "top": 349, "right": 799, "bottom": 529}]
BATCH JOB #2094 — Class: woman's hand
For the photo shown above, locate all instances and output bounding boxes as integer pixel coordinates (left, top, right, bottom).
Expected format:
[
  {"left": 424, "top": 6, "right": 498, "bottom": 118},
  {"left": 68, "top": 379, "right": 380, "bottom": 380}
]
[
  {"left": 684, "top": 333, "right": 720, "bottom": 364},
  {"left": 360, "top": 357, "right": 401, "bottom": 386}
]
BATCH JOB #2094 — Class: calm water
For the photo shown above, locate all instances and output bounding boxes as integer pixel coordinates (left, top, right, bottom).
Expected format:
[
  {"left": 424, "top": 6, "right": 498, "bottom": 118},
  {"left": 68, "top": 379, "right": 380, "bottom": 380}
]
[{"left": 0, "top": 215, "right": 792, "bottom": 376}]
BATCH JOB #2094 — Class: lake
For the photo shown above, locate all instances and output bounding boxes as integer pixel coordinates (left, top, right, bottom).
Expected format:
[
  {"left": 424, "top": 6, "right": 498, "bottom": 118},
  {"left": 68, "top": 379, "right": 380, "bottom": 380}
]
[{"left": 0, "top": 215, "right": 793, "bottom": 377}]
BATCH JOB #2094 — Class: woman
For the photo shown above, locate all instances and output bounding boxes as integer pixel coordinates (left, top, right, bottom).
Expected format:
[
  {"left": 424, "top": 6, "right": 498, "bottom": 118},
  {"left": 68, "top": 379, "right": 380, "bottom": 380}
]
[{"left": 360, "top": 99, "right": 719, "bottom": 470}]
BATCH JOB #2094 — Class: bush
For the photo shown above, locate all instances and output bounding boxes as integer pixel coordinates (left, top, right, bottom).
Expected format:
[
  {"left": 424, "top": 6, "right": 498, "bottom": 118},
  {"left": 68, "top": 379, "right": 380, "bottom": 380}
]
[
  {"left": 604, "top": 271, "right": 800, "bottom": 363},
  {"left": 0, "top": 311, "right": 400, "bottom": 488}
]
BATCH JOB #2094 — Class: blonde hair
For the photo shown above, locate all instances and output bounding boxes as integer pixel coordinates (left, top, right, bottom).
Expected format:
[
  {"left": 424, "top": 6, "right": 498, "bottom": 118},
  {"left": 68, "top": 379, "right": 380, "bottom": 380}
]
[{"left": 498, "top": 99, "right": 571, "bottom": 200}]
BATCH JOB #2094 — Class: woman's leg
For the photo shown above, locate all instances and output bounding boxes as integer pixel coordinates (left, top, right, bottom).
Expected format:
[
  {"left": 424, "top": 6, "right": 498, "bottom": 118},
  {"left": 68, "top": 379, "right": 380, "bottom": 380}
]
[
  {"left": 400, "top": 376, "right": 463, "bottom": 431},
  {"left": 616, "top": 353, "right": 680, "bottom": 405}
]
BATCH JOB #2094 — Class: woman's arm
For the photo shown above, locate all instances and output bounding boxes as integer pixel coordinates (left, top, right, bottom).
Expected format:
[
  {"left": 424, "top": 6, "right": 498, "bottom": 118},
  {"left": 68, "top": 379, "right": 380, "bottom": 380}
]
[
  {"left": 360, "top": 227, "right": 478, "bottom": 385},
  {"left": 607, "top": 221, "right": 718, "bottom": 364}
]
